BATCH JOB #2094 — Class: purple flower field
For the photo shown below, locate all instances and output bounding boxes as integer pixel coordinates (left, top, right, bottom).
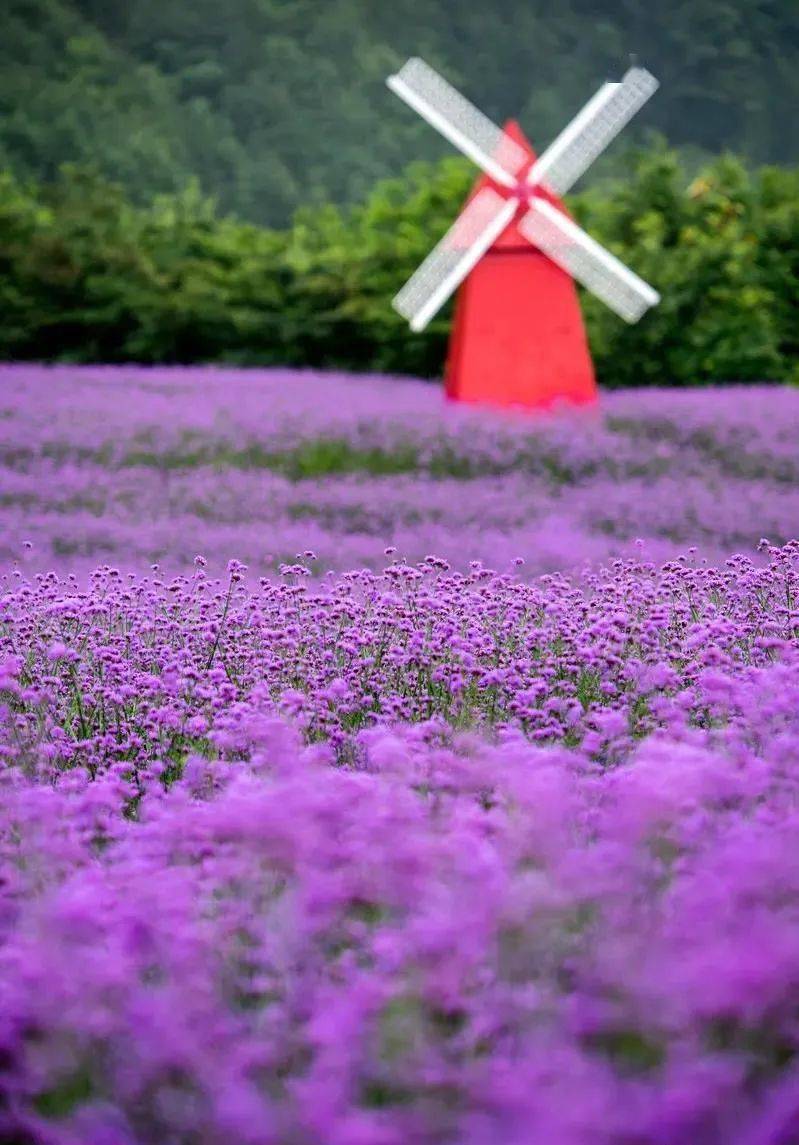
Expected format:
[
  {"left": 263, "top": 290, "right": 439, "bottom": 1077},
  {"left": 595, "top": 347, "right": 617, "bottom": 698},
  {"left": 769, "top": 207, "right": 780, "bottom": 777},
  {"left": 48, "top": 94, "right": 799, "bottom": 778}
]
[
  {"left": 2, "top": 365, "right": 799, "bottom": 578},
  {"left": 3, "top": 365, "right": 799, "bottom": 1143}
]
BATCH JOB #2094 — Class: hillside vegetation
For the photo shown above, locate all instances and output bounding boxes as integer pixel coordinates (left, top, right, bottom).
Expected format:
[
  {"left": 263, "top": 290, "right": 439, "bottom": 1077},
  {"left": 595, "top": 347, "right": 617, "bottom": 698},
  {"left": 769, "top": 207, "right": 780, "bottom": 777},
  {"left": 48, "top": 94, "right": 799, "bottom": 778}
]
[{"left": 1, "top": 0, "right": 798, "bottom": 224}]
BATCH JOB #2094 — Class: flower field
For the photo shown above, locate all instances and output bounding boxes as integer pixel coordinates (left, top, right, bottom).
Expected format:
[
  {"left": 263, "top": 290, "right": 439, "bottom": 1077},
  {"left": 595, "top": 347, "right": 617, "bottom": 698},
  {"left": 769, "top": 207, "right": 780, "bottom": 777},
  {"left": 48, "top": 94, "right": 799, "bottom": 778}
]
[
  {"left": 3, "top": 366, "right": 799, "bottom": 579},
  {"left": 3, "top": 366, "right": 799, "bottom": 1143}
]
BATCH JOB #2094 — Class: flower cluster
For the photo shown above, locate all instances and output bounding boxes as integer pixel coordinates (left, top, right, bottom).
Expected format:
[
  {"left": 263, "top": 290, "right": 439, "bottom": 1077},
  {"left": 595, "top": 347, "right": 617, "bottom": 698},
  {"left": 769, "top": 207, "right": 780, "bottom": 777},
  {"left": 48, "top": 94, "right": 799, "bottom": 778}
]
[
  {"left": 2, "top": 366, "right": 799, "bottom": 577},
  {"left": 1, "top": 541, "right": 799, "bottom": 1141},
  {"left": 3, "top": 366, "right": 799, "bottom": 1141},
  {"left": 3, "top": 543, "right": 798, "bottom": 766}
]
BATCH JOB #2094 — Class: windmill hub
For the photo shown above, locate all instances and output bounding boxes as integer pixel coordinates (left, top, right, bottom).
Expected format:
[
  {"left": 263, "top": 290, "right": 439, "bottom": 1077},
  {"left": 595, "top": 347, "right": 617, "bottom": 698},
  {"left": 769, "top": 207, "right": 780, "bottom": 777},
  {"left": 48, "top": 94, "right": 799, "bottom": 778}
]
[{"left": 512, "top": 180, "right": 536, "bottom": 205}]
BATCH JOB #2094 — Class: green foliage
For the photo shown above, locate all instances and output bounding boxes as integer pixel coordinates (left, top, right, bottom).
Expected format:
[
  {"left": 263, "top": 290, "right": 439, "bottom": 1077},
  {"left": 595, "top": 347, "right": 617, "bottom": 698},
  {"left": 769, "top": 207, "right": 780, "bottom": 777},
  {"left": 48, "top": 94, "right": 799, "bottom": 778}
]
[
  {"left": 1, "top": 0, "right": 798, "bottom": 226},
  {"left": 573, "top": 145, "right": 799, "bottom": 386},
  {"left": 0, "top": 167, "right": 288, "bottom": 363},
  {"left": 0, "top": 142, "right": 797, "bottom": 386}
]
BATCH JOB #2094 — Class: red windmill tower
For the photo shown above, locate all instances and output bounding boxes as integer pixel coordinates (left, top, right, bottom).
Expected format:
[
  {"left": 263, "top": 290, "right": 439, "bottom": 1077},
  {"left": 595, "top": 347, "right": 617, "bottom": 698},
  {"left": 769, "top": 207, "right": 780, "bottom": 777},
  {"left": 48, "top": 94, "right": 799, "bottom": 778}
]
[{"left": 387, "top": 60, "right": 660, "bottom": 412}]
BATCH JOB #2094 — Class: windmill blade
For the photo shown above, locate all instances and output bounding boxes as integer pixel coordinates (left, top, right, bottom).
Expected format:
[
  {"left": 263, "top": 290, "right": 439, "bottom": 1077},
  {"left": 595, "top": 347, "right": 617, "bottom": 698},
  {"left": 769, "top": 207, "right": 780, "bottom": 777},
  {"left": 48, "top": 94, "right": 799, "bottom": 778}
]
[
  {"left": 393, "top": 187, "right": 518, "bottom": 332},
  {"left": 528, "top": 68, "right": 658, "bottom": 196},
  {"left": 519, "top": 198, "right": 659, "bottom": 323},
  {"left": 387, "top": 58, "right": 528, "bottom": 189}
]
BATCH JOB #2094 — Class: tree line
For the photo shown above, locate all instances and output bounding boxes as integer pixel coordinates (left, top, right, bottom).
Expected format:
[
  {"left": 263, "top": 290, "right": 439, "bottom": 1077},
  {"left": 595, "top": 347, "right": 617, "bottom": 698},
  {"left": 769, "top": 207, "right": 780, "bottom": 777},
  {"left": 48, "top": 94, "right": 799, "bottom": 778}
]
[{"left": 1, "top": 142, "right": 797, "bottom": 386}]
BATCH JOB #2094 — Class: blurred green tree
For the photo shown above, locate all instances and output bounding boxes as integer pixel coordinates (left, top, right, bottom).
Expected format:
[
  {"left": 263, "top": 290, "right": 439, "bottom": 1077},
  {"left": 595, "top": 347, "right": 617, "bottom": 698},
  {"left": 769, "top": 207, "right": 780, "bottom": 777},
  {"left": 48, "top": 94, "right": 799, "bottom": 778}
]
[{"left": 0, "top": 142, "right": 796, "bottom": 387}]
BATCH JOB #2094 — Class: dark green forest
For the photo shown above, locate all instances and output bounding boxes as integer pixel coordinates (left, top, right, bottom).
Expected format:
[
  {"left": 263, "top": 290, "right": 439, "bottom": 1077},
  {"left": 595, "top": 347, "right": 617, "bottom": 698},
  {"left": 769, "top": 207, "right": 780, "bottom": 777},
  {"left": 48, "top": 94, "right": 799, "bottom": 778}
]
[{"left": 2, "top": 0, "right": 798, "bottom": 225}]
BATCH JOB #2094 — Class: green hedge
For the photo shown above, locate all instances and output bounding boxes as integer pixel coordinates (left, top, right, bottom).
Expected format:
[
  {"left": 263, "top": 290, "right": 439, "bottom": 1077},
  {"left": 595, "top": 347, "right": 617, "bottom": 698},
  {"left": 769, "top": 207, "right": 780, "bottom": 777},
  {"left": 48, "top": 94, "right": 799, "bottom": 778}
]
[{"left": 1, "top": 143, "right": 798, "bottom": 385}]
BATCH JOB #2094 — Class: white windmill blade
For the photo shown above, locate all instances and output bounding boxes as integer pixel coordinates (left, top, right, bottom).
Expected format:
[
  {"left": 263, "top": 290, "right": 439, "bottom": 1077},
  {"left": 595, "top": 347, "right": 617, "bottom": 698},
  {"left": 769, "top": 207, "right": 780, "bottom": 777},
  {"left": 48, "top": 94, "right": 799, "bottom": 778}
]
[
  {"left": 528, "top": 68, "right": 658, "bottom": 196},
  {"left": 519, "top": 198, "right": 659, "bottom": 323},
  {"left": 393, "top": 187, "right": 518, "bottom": 331},
  {"left": 387, "top": 58, "right": 528, "bottom": 189}
]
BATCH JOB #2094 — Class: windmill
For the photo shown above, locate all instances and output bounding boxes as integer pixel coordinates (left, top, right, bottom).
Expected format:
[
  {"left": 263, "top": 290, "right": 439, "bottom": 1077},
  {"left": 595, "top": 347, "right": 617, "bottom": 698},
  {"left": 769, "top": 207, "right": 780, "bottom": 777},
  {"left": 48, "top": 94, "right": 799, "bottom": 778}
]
[{"left": 386, "top": 59, "right": 660, "bottom": 411}]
